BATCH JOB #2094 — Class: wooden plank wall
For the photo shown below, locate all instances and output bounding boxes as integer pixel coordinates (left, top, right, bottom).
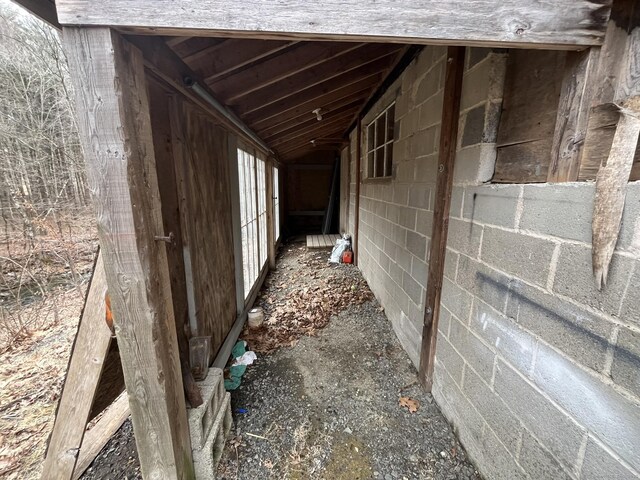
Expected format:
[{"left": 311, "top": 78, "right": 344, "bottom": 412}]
[{"left": 170, "top": 97, "right": 237, "bottom": 358}]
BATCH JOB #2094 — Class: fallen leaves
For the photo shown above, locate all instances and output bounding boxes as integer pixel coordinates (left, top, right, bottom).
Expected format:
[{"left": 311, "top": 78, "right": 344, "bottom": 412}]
[
  {"left": 241, "top": 248, "right": 374, "bottom": 354},
  {"left": 399, "top": 396, "right": 420, "bottom": 413}
]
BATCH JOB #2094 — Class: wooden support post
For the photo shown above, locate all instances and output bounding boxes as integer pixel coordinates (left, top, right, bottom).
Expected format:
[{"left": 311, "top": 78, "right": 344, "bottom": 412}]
[
  {"left": 353, "top": 119, "right": 362, "bottom": 265},
  {"left": 547, "top": 48, "right": 600, "bottom": 182},
  {"left": 419, "top": 46, "right": 466, "bottom": 391},
  {"left": 62, "top": 27, "right": 193, "bottom": 479},
  {"left": 42, "top": 252, "right": 111, "bottom": 480},
  {"left": 266, "top": 157, "right": 277, "bottom": 269},
  {"left": 228, "top": 134, "right": 246, "bottom": 311}
]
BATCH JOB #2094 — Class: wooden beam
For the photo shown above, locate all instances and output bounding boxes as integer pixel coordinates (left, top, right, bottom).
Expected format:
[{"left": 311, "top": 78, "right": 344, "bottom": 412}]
[
  {"left": 548, "top": 48, "right": 600, "bottom": 182},
  {"left": 275, "top": 123, "right": 349, "bottom": 154},
  {"left": 211, "top": 42, "right": 361, "bottom": 101},
  {"left": 247, "top": 73, "right": 382, "bottom": 128},
  {"left": 419, "top": 46, "right": 466, "bottom": 391},
  {"left": 56, "top": 0, "right": 611, "bottom": 48},
  {"left": 236, "top": 49, "right": 401, "bottom": 116},
  {"left": 73, "top": 394, "right": 130, "bottom": 480},
  {"left": 62, "top": 27, "right": 193, "bottom": 479},
  {"left": 11, "top": 0, "right": 60, "bottom": 29},
  {"left": 193, "top": 39, "right": 295, "bottom": 82},
  {"left": 42, "top": 251, "right": 111, "bottom": 480}
]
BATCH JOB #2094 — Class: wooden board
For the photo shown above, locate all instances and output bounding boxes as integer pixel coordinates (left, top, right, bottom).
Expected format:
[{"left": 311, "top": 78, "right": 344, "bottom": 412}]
[
  {"left": 73, "top": 394, "right": 130, "bottom": 480},
  {"left": 306, "top": 234, "right": 340, "bottom": 249},
  {"left": 62, "top": 27, "right": 193, "bottom": 479},
  {"left": 171, "top": 98, "right": 237, "bottom": 357},
  {"left": 494, "top": 50, "right": 566, "bottom": 183},
  {"left": 42, "top": 251, "right": 111, "bottom": 480},
  {"left": 55, "top": 0, "right": 611, "bottom": 48},
  {"left": 419, "top": 46, "right": 465, "bottom": 391}
]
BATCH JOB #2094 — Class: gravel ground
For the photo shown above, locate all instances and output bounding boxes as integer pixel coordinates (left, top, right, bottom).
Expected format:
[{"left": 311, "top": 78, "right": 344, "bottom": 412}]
[{"left": 80, "top": 243, "right": 481, "bottom": 480}]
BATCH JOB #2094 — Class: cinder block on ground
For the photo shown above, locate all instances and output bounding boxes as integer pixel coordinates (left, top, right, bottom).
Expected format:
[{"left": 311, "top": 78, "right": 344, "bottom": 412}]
[
  {"left": 193, "top": 392, "right": 233, "bottom": 480},
  {"left": 189, "top": 368, "right": 225, "bottom": 450}
]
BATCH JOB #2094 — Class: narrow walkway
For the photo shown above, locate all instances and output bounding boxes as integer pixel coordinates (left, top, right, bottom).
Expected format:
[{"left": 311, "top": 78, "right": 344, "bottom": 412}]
[{"left": 218, "top": 243, "right": 480, "bottom": 480}]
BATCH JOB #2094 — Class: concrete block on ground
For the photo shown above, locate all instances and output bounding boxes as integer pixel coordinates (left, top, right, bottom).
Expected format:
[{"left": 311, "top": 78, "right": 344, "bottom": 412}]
[
  {"left": 189, "top": 368, "right": 225, "bottom": 450},
  {"left": 447, "top": 218, "right": 482, "bottom": 258},
  {"left": 462, "top": 367, "right": 522, "bottom": 451},
  {"left": 533, "top": 343, "right": 640, "bottom": 472},
  {"left": 518, "top": 430, "right": 573, "bottom": 480},
  {"left": 494, "top": 359, "right": 586, "bottom": 469},
  {"left": 610, "top": 326, "right": 640, "bottom": 398},
  {"left": 192, "top": 392, "right": 233, "bottom": 480},
  {"left": 480, "top": 226, "right": 556, "bottom": 287},
  {"left": 553, "top": 243, "right": 633, "bottom": 317},
  {"left": 520, "top": 184, "right": 594, "bottom": 242},
  {"left": 462, "top": 185, "right": 521, "bottom": 227},
  {"left": 506, "top": 279, "right": 612, "bottom": 372},
  {"left": 470, "top": 299, "right": 535, "bottom": 375},
  {"left": 581, "top": 436, "right": 640, "bottom": 480},
  {"left": 434, "top": 332, "right": 464, "bottom": 385}
]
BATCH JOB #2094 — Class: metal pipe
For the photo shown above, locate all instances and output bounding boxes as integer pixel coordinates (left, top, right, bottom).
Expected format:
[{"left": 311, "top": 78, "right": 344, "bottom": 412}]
[{"left": 183, "top": 76, "right": 272, "bottom": 154}]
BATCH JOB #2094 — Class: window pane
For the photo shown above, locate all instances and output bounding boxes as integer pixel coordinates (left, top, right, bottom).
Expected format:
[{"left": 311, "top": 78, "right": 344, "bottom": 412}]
[
  {"left": 375, "top": 146, "right": 385, "bottom": 178},
  {"left": 386, "top": 105, "right": 395, "bottom": 143},
  {"left": 368, "top": 151, "right": 375, "bottom": 178},
  {"left": 375, "top": 115, "right": 385, "bottom": 147},
  {"left": 367, "top": 123, "right": 375, "bottom": 153},
  {"left": 385, "top": 144, "right": 393, "bottom": 177}
]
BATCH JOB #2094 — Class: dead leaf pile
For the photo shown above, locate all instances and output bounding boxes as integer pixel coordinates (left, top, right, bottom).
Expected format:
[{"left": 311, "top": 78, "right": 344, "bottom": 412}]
[
  {"left": 399, "top": 396, "right": 420, "bottom": 413},
  {"left": 241, "top": 246, "right": 374, "bottom": 354}
]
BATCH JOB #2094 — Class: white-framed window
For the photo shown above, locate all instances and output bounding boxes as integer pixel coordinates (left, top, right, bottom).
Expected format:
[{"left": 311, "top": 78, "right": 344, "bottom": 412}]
[
  {"left": 273, "top": 166, "right": 280, "bottom": 241},
  {"left": 237, "top": 146, "right": 268, "bottom": 298},
  {"left": 366, "top": 103, "right": 395, "bottom": 178}
]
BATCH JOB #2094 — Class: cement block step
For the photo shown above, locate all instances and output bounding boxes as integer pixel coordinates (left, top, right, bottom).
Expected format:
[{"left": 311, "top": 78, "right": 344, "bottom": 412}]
[
  {"left": 193, "top": 392, "right": 233, "bottom": 479},
  {"left": 188, "top": 368, "right": 226, "bottom": 450}
]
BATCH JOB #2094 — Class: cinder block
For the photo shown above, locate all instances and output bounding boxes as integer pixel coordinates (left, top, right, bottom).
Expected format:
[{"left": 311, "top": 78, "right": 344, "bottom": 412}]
[
  {"left": 449, "top": 316, "right": 495, "bottom": 383},
  {"left": 470, "top": 299, "right": 535, "bottom": 375},
  {"left": 620, "top": 262, "right": 640, "bottom": 328},
  {"left": 406, "top": 230, "right": 427, "bottom": 260},
  {"left": 484, "top": 101, "right": 502, "bottom": 143},
  {"left": 518, "top": 431, "right": 574, "bottom": 480},
  {"left": 533, "top": 343, "right": 640, "bottom": 472},
  {"left": 192, "top": 392, "right": 233, "bottom": 480},
  {"left": 618, "top": 184, "right": 640, "bottom": 252},
  {"left": 494, "top": 359, "right": 586, "bottom": 469},
  {"left": 415, "top": 153, "right": 438, "bottom": 183},
  {"left": 394, "top": 161, "right": 415, "bottom": 183},
  {"left": 461, "top": 57, "right": 492, "bottom": 110},
  {"left": 393, "top": 184, "right": 410, "bottom": 205},
  {"left": 415, "top": 62, "right": 443, "bottom": 104},
  {"left": 520, "top": 184, "right": 594, "bottom": 242},
  {"left": 411, "top": 257, "right": 428, "bottom": 289},
  {"left": 462, "top": 104, "right": 486, "bottom": 147},
  {"left": 441, "top": 277, "right": 473, "bottom": 323},
  {"left": 610, "top": 326, "right": 640, "bottom": 398},
  {"left": 581, "top": 436, "right": 640, "bottom": 480},
  {"left": 189, "top": 368, "right": 225, "bottom": 450},
  {"left": 397, "top": 207, "right": 417, "bottom": 230},
  {"left": 477, "top": 424, "right": 529, "bottom": 480},
  {"left": 453, "top": 144, "right": 496, "bottom": 185},
  {"left": 434, "top": 332, "right": 465, "bottom": 385},
  {"left": 439, "top": 306, "right": 452, "bottom": 339},
  {"left": 462, "top": 367, "right": 522, "bottom": 452},
  {"left": 506, "top": 279, "right": 612, "bottom": 372},
  {"left": 402, "top": 270, "right": 424, "bottom": 307},
  {"left": 480, "top": 227, "right": 556, "bottom": 287},
  {"left": 408, "top": 183, "right": 431, "bottom": 210},
  {"left": 443, "top": 249, "right": 459, "bottom": 280},
  {"left": 415, "top": 209, "right": 433, "bottom": 237},
  {"left": 413, "top": 126, "right": 438, "bottom": 157},
  {"left": 450, "top": 186, "right": 465, "bottom": 219},
  {"left": 462, "top": 185, "right": 521, "bottom": 228},
  {"left": 457, "top": 254, "right": 511, "bottom": 312},
  {"left": 418, "top": 90, "right": 443, "bottom": 128},
  {"left": 467, "top": 48, "right": 492, "bottom": 70},
  {"left": 447, "top": 218, "right": 482, "bottom": 258},
  {"left": 553, "top": 243, "right": 634, "bottom": 317}
]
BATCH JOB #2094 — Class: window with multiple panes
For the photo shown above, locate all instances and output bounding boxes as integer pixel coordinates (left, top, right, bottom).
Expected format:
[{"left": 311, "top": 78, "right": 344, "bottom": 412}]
[
  {"left": 273, "top": 166, "right": 280, "bottom": 241},
  {"left": 366, "top": 103, "right": 395, "bottom": 178},
  {"left": 237, "top": 146, "right": 268, "bottom": 298}
]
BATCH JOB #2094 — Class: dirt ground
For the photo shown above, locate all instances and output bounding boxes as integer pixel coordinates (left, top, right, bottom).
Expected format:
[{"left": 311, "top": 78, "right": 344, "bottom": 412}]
[{"left": 82, "top": 242, "right": 480, "bottom": 480}]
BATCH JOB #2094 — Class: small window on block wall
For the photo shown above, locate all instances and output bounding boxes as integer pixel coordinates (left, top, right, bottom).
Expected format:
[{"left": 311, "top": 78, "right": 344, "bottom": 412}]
[{"left": 366, "top": 103, "right": 395, "bottom": 178}]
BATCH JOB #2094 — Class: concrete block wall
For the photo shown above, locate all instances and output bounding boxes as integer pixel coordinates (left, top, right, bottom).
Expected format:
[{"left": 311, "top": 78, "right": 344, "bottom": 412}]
[
  {"left": 347, "top": 46, "right": 640, "bottom": 479},
  {"left": 434, "top": 181, "right": 640, "bottom": 480}
]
